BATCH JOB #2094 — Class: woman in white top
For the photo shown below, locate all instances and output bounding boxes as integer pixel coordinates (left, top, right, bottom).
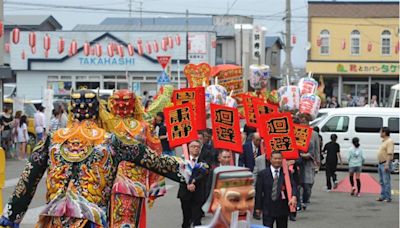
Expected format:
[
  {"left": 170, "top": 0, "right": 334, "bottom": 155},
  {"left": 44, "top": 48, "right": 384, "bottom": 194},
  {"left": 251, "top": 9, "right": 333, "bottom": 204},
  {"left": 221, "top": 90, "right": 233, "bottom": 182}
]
[{"left": 17, "top": 115, "right": 29, "bottom": 160}]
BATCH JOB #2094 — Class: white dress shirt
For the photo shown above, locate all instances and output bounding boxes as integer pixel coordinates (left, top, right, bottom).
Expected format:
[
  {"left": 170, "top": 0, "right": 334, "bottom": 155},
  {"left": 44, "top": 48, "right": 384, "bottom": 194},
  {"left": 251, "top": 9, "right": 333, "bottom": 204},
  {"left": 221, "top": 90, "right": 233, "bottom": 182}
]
[{"left": 270, "top": 165, "right": 281, "bottom": 179}]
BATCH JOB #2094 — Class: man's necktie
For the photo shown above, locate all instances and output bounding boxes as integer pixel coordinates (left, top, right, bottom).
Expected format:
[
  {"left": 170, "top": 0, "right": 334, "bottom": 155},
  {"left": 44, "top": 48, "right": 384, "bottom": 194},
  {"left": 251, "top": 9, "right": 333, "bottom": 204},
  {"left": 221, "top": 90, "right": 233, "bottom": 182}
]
[
  {"left": 271, "top": 169, "right": 279, "bottom": 201},
  {"left": 253, "top": 148, "right": 258, "bottom": 159}
]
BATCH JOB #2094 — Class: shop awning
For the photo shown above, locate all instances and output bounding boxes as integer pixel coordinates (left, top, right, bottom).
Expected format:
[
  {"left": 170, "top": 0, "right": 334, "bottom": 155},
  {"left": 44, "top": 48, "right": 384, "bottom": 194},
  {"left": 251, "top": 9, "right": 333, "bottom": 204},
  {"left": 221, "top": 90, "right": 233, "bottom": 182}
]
[{"left": 210, "top": 64, "right": 242, "bottom": 77}]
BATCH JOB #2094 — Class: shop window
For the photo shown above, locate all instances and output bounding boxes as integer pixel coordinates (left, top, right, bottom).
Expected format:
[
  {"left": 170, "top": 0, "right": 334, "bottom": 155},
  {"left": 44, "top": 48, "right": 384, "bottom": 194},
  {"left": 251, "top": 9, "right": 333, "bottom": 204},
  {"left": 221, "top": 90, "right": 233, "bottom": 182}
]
[
  {"left": 320, "top": 30, "right": 330, "bottom": 55},
  {"left": 350, "top": 30, "right": 360, "bottom": 55},
  {"left": 76, "top": 81, "right": 100, "bottom": 90},
  {"left": 104, "top": 75, "right": 116, "bottom": 79},
  {"left": 321, "top": 116, "right": 349, "bottom": 132},
  {"left": 388, "top": 118, "right": 399, "bottom": 133},
  {"left": 104, "top": 82, "right": 116, "bottom": 90},
  {"left": 60, "top": 76, "right": 72, "bottom": 80},
  {"left": 381, "top": 30, "right": 391, "bottom": 55},
  {"left": 48, "top": 81, "right": 72, "bottom": 95},
  {"left": 355, "top": 117, "right": 383, "bottom": 133},
  {"left": 117, "top": 82, "right": 128, "bottom": 89},
  {"left": 48, "top": 75, "right": 59, "bottom": 80},
  {"left": 216, "top": 43, "right": 222, "bottom": 59}
]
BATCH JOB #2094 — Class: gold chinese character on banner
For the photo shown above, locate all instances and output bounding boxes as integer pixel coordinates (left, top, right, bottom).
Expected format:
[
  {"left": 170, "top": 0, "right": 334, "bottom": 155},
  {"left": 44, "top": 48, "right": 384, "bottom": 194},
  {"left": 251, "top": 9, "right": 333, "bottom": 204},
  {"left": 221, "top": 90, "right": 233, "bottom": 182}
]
[
  {"left": 215, "top": 110, "right": 234, "bottom": 126},
  {"left": 269, "top": 136, "right": 294, "bottom": 153},
  {"left": 268, "top": 117, "right": 289, "bottom": 134},
  {"left": 216, "top": 126, "right": 235, "bottom": 143}
]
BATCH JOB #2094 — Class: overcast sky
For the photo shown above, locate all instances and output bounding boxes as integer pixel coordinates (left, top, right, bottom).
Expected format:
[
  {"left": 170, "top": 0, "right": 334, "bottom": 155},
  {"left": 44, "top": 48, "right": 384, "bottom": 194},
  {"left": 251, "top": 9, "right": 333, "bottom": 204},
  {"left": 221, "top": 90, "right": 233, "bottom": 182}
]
[{"left": 4, "top": 0, "right": 397, "bottom": 67}]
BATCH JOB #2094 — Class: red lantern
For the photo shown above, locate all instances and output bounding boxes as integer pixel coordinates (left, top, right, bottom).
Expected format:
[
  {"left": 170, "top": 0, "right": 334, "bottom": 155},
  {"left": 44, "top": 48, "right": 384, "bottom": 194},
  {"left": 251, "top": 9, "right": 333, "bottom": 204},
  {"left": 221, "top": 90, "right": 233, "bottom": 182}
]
[
  {"left": 44, "top": 50, "right": 49, "bottom": 58},
  {"left": 316, "top": 37, "right": 322, "bottom": 47},
  {"left": 395, "top": 41, "right": 399, "bottom": 54},
  {"left": 146, "top": 42, "right": 152, "bottom": 54},
  {"left": 107, "top": 43, "right": 114, "bottom": 57},
  {"left": 95, "top": 44, "right": 102, "bottom": 57},
  {"left": 168, "top": 36, "right": 174, "bottom": 49},
  {"left": 83, "top": 42, "right": 90, "bottom": 56},
  {"left": 153, "top": 40, "right": 159, "bottom": 53},
  {"left": 58, "top": 37, "right": 65, "bottom": 54},
  {"left": 0, "top": 21, "right": 3, "bottom": 38},
  {"left": 29, "top": 32, "right": 36, "bottom": 48},
  {"left": 137, "top": 39, "right": 143, "bottom": 56},
  {"left": 211, "top": 40, "right": 217, "bottom": 48},
  {"left": 117, "top": 45, "right": 124, "bottom": 57},
  {"left": 291, "top": 35, "right": 297, "bottom": 45},
  {"left": 367, "top": 42, "right": 372, "bottom": 52},
  {"left": 90, "top": 46, "right": 96, "bottom": 56},
  {"left": 5, "top": 42, "right": 10, "bottom": 53},
  {"left": 188, "top": 40, "right": 192, "bottom": 51},
  {"left": 127, "top": 43, "right": 134, "bottom": 56},
  {"left": 161, "top": 38, "right": 168, "bottom": 51},
  {"left": 341, "top": 39, "right": 346, "bottom": 50},
  {"left": 21, "top": 50, "right": 26, "bottom": 60},
  {"left": 175, "top": 34, "right": 181, "bottom": 46},
  {"left": 43, "top": 34, "right": 51, "bottom": 51},
  {"left": 70, "top": 40, "right": 78, "bottom": 55},
  {"left": 12, "top": 28, "right": 20, "bottom": 44},
  {"left": 31, "top": 46, "right": 36, "bottom": 54}
]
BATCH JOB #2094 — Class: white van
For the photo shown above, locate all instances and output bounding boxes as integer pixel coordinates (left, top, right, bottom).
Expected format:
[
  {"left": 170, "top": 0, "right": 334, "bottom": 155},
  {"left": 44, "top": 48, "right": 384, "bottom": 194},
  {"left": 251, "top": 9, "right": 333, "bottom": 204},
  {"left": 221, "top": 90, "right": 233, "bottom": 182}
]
[
  {"left": 313, "top": 107, "right": 399, "bottom": 172},
  {"left": 388, "top": 83, "right": 400, "bottom": 108}
]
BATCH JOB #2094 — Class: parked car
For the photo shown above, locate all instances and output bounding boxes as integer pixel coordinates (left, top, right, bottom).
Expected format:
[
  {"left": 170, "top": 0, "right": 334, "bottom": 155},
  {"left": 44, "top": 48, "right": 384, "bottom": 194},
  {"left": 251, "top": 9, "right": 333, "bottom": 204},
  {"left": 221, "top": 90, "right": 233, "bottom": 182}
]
[{"left": 312, "top": 107, "right": 399, "bottom": 173}]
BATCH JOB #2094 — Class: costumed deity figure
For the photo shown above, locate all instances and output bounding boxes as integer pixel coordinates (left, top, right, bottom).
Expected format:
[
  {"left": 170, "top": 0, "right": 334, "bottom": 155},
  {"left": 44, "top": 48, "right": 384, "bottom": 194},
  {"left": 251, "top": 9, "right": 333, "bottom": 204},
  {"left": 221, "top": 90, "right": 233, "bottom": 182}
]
[
  {"left": 200, "top": 166, "right": 267, "bottom": 228},
  {"left": 0, "top": 89, "right": 208, "bottom": 228},
  {"left": 100, "top": 89, "right": 166, "bottom": 228}
]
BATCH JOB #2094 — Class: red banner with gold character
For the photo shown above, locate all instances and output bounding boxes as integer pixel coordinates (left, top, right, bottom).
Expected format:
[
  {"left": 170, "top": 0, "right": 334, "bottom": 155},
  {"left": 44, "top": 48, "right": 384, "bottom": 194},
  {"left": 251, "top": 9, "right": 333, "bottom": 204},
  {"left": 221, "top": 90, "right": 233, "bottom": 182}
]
[
  {"left": 210, "top": 103, "right": 243, "bottom": 153},
  {"left": 259, "top": 112, "right": 298, "bottom": 160},
  {"left": 172, "top": 87, "right": 206, "bottom": 130},
  {"left": 242, "top": 94, "right": 263, "bottom": 128},
  {"left": 164, "top": 103, "right": 198, "bottom": 148},
  {"left": 293, "top": 124, "right": 313, "bottom": 152}
]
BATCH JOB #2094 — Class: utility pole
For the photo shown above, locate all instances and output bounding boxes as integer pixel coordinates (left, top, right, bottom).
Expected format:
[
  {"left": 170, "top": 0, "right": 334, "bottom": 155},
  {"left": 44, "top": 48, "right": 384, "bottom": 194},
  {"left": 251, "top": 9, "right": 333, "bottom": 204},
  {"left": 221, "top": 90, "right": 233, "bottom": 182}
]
[
  {"left": 139, "top": 0, "right": 143, "bottom": 28},
  {"left": 282, "top": 0, "right": 294, "bottom": 85},
  {"left": 128, "top": 0, "right": 132, "bottom": 17}
]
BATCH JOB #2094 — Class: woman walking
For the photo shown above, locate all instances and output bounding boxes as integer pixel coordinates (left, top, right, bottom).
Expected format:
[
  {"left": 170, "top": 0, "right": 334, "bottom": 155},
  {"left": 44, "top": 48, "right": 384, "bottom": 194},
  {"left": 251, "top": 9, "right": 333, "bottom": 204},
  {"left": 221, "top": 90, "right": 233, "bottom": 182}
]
[
  {"left": 16, "top": 115, "right": 29, "bottom": 160},
  {"left": 11, "top": 111, "right": 22, "bottom": 159},
  {"left": 348, "top": 137, "right": 364, "bottom": 197}
]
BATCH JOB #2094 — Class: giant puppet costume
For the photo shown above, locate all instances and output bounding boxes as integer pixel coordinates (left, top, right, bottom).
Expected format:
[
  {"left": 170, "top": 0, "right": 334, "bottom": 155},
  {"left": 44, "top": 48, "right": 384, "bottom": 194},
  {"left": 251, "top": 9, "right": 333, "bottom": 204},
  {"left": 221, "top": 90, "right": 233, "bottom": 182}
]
[
  {"left": 99, "top": 89, "right": 166, "bottom": 228},
  {"left": 0, "top": 89, "right": 208, "bottom": 228},
  {"left": 200, "top": 166, "right": 267, "bottom": 228}
]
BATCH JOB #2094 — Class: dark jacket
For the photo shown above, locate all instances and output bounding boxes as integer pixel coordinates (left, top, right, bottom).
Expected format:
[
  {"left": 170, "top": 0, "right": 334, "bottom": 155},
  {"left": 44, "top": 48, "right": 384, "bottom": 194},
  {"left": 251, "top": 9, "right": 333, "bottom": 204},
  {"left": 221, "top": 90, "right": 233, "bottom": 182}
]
[
  {"left": 177, "top": 156, "right": 208, "bottom": 203},
  {"left": 198, "top": 143, "right": 217, "bottom": 167},
  {"left": 239, "top": 142, "right": 261, "bottom": 172},
  {"left": 255, "top": 166, "right": 297, "bottom": 218}
]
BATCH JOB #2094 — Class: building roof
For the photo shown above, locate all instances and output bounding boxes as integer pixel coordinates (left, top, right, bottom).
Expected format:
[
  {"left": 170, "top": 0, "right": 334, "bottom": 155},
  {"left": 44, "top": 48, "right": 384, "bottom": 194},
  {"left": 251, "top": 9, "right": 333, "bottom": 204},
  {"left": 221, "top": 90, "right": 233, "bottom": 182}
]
[
  {"left": 101, "top": 17, "right": 213, "bottom": 26},
  {"left": 73, "top": 24, "right": 236, "bottom": 37},
  {"left": 4, "top": 15, "right": 62, "bottom": 30},
  {"left": 265, "top": 36, "right": 284, "bottom": 49},
  {"left": 308, "top": 1, "right": 399, "bottom": 18}
]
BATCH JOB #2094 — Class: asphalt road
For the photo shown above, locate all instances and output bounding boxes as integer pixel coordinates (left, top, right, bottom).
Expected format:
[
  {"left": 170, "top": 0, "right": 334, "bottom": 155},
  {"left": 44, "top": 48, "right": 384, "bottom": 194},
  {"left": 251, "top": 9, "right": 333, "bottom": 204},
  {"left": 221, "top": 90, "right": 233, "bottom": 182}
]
[{"left": 2, "top": 160, "right": 399, "bottom": 228}]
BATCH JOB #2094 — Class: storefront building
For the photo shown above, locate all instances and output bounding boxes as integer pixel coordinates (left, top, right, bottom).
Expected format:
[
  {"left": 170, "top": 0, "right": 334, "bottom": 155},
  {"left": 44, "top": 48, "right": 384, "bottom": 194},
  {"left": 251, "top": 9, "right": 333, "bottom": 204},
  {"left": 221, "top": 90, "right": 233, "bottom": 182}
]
[
  {"left": 10, "top": 30, "right": 216, "bottom": 99},
  {"left": 306, "top": 1, "right": 399, "bottom": 107}
]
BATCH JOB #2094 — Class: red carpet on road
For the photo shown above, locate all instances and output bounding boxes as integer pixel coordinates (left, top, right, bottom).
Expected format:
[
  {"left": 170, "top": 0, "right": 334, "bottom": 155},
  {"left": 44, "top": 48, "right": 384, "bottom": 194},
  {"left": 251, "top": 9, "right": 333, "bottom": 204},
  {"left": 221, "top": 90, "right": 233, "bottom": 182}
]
[{"left": 332, "top": 173, "right": 381, "bottom": 194}]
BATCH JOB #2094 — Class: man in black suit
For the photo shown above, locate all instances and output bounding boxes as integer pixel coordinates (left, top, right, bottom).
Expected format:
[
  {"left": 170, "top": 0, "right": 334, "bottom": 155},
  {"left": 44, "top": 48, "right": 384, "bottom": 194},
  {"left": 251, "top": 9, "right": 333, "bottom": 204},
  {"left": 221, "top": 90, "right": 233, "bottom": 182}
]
[
  {"left": 255, "top": 151, "right": 297, "bottom": 228},
  {"left": 178, "top": 140, "right": 208, "bottom": 228},
  {"left": 239, "top": 132, "right": 262, "bottom": 172},
  {"left": 198, "top": 129, "right": 218, "bottom": 167}
]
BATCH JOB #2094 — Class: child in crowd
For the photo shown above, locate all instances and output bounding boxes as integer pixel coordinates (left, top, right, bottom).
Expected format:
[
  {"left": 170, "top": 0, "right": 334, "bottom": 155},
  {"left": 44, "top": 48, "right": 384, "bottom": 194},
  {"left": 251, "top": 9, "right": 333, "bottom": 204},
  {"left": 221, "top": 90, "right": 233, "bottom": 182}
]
[
  {"left": 323, "top": 134, "right": 342, "bottom": 191},
  {"left": 348, "top": 137, "right": 364, "bottom": 197}
]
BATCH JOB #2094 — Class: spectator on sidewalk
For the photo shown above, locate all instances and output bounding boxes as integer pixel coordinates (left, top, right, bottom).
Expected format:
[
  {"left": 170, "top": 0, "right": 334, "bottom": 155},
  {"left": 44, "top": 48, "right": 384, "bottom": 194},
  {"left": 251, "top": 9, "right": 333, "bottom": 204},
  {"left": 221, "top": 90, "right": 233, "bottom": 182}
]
[
  {"left": 49, "top": 110, "right": 62, "bottom": 133},
  {"left": 377, "top": 127, "right": 394, "bottom": 202},
  {"left": 323, "top": 134, "right": 342, "bottom": 191},
  {"left": 327, "top": 96, "right": 340, "bottom": 108},
  {"left": 155, "top": 112, "right": 175, "bottom": 156},
  {"left": 1, "top": 108, "right": 14, "bottom": 158},
  {"left": 348, "top": 137, "right": 364, "bottom": 197},
  {"left": 346, "top": 94, "right": 357, "bottom": 107},
  {"left": 16, "top": 115, "right": 29, "bottom": 160},
  {"left": 34, "top": 106, "right": 46, "bottom": 142}
]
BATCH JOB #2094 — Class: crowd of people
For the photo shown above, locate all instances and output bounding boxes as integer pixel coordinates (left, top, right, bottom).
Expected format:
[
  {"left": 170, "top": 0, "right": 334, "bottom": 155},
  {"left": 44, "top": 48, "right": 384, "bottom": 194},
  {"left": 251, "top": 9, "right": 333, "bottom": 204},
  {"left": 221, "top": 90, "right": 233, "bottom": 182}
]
[
  {"left": 324, "top": 94, "right": 381, "bottom": 108},
  {"left": 165, "top": 122, "right": 395, "bottom": 228},
  {"left": 0, "top": 105, "right": 68, "bottom": 161}
]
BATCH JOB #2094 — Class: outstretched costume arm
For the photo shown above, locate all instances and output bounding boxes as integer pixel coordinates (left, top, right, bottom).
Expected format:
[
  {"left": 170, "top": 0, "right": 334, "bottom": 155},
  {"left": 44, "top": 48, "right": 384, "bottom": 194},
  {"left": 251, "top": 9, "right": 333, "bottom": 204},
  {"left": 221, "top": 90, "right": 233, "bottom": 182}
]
[
  {"left": 1, "top": 137, "right": 50, "bottom": 224},
  {"left": 112, "top": 136, "right": 209, "bottom": 184}
]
